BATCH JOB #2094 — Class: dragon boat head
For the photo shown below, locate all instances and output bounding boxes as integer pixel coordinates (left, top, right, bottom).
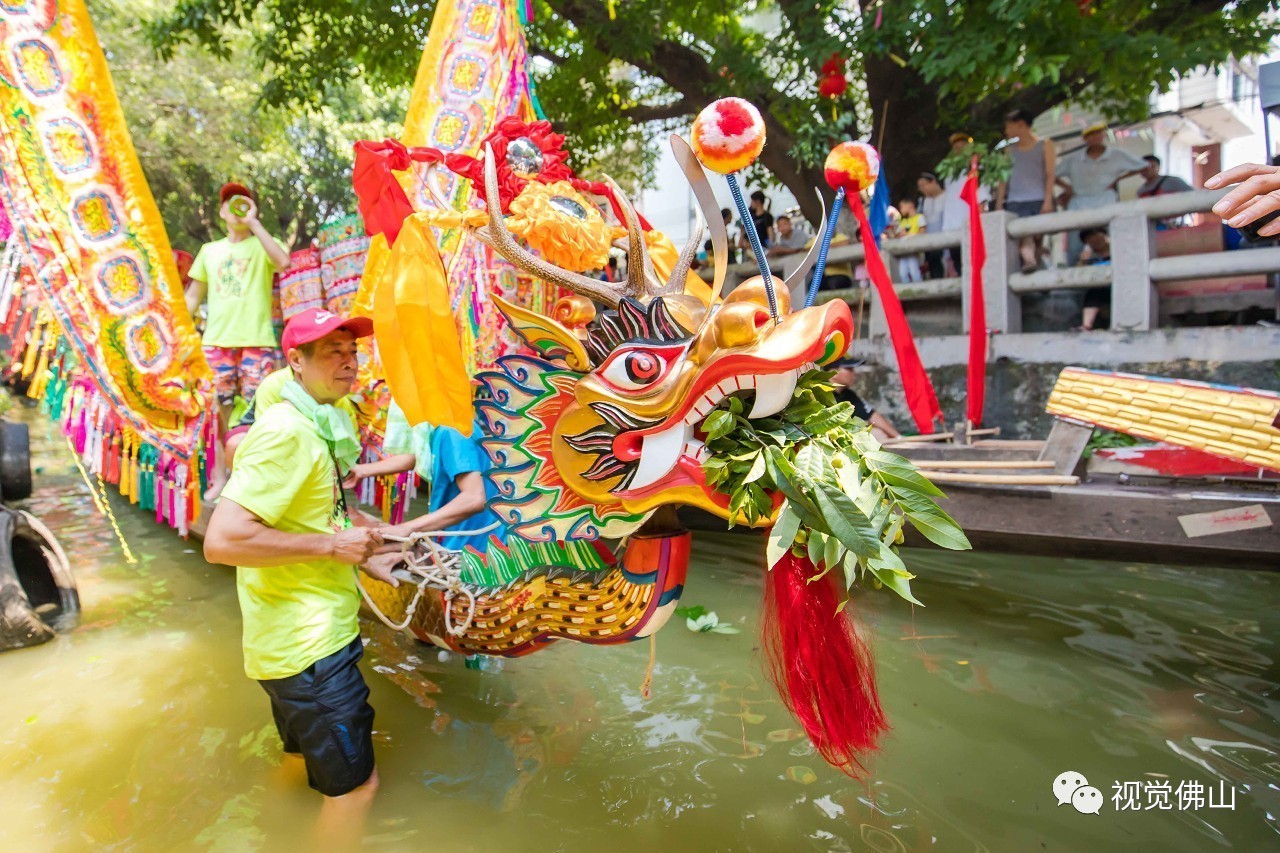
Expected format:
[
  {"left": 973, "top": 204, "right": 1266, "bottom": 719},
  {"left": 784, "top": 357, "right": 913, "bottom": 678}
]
[{"left": 472, "top": 142, "right": 854, "bottom": 527}]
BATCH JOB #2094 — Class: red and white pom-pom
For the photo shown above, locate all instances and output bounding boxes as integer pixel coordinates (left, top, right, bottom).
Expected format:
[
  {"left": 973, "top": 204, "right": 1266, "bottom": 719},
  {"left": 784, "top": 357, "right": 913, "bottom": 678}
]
[
  {"left": 824, "top": 141, "right": 880, "bottom": 194},
  {"left": 691, "top": 98, "right": 766, "bottom": 175}
]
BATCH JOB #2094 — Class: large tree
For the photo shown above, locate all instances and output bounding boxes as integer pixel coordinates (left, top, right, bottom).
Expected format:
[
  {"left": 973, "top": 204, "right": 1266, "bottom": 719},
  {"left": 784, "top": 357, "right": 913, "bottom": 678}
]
[
  {"left": 92, "top": 0, "right": 406, "bottom": 251},
  {"left": 151, "top": 0, "right": 1277, "bottom": 226}
]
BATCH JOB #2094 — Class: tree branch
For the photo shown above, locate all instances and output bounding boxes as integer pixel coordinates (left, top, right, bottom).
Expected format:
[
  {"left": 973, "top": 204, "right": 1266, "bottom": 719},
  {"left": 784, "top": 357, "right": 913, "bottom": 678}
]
[{"left": 620, "top": 99, "right": 693, "bottom": 123}]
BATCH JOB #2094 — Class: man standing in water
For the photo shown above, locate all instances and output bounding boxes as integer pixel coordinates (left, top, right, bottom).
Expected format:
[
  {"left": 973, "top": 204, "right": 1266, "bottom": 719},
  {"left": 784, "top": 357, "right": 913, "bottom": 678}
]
[
  {"left": 203, "top": 309, "right": 394, "bottom": 847},
  {"left": 187, "top": 182, "right": 291, "bottom": 499}
]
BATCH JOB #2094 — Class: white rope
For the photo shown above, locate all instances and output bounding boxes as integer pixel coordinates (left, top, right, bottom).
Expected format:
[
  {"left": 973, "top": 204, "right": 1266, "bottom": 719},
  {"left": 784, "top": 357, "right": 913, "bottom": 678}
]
[{"left": 357, "top": 523, "right": 502, "bottom": 636}]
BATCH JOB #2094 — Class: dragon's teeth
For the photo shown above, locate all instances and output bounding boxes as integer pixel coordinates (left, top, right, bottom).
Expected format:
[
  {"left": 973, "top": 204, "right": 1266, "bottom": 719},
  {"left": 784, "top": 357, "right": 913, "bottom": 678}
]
[
  {"left": 630, "top": 423, "right": 691, "bottom": 491},
  {"left": 749, "top": 369, "right": 798, "bottom": 419}
]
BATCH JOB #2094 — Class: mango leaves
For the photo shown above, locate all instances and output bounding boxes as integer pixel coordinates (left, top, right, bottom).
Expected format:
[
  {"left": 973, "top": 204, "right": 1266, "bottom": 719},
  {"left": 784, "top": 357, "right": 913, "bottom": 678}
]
[{"left": 705, "top": 369, "right": 970, "bottom": 607}]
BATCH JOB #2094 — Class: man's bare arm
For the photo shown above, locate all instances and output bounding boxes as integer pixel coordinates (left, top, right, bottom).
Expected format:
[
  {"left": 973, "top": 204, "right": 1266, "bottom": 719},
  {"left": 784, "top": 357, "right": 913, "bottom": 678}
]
[
  {"left": 380, "top": 472, "right": 487, "bottom": 544},
  {"left": 204, "top": 498, "right": 381, "bottom": 566}
]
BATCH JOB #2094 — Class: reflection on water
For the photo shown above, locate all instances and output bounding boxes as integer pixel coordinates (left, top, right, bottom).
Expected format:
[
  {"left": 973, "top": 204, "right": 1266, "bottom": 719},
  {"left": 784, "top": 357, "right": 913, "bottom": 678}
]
[{"left": 1, "top": 410, "right": 1277, "bottom": 851}]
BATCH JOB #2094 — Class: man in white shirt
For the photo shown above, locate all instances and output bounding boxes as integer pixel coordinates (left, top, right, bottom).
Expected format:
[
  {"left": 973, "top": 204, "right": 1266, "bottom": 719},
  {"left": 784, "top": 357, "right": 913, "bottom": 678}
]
[
  {"left": 940, "top": 134, "right": 991, "bottom": 275},
  {"left": 917, "top": 172, "right": 947, "bottom": 278},
  {"left": 1055, "top": 123, "right": 1147, "bottom": 262}
]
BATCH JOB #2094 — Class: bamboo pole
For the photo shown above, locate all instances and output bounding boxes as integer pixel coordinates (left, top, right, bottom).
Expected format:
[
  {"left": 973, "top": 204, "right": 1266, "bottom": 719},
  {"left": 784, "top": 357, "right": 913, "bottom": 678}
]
[
  {"left": 925, "top": 472, "right": 1079, "bottom": 485},
  {"left": 912, "top": 460, "right": 1056, "bottom": 470}
]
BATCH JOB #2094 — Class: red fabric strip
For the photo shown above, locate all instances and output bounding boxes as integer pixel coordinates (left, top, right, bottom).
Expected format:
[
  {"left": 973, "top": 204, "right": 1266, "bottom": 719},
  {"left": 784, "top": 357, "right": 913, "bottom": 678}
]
[
  {"left": 848, "top": 196, "right": 942, "bottom": 433},
  {"left": 960, "top": 168, "right": 987, "bottom": 426}
]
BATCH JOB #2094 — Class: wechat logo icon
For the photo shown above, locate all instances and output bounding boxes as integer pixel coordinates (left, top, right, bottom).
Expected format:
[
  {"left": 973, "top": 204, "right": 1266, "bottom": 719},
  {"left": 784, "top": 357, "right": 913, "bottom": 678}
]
[{"left": 1054, "top": 771, "right": 1104, "bottom": 815}]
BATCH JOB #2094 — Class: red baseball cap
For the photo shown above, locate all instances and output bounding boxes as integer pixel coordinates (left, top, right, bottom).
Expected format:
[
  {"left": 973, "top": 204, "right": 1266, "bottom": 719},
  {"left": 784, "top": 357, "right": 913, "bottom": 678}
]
[
  {"left": 219, "top": 181, "right": 254, "bottom": 203},
  {"left": 281, "top": 308, "right": 374, "bottom": 353}
]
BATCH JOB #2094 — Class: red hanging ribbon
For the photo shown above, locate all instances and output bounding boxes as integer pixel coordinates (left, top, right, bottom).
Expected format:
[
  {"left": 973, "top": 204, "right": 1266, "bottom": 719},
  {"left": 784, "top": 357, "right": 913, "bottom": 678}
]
[
  {"left": 960, "top": 164, "right": 987, "bottom": 427},
  {"left": 847, "top": 195, "right": 943, "bottom": 433}
]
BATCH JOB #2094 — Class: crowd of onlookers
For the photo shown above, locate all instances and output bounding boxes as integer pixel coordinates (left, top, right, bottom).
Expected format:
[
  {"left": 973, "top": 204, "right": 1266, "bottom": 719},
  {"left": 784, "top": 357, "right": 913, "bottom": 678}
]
[{"left": 695, "top": 110, "right": 1205, "bottom": 331}]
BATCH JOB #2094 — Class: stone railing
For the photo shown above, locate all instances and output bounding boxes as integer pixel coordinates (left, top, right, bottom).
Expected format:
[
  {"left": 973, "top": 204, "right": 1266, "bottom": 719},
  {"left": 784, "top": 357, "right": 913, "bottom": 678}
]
[{"left": 708, "top": 188, "right": 1280, "bottom": 337}]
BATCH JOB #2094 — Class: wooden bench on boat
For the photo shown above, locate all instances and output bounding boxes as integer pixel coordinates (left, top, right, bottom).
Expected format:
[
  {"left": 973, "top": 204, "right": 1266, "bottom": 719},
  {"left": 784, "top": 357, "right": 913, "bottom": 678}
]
[{"left": 892, "top": 368, "right": 1280, "bottom": 570}]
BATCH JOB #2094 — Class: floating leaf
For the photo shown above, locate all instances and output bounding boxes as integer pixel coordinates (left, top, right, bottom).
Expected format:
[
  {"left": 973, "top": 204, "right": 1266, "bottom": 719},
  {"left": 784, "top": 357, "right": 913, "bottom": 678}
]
[
  {"left": 786, "top": 765, "right": 819, "bottom": 785},
  {"left": 767, "top": 728, "right": 805, "bottom": 743}
]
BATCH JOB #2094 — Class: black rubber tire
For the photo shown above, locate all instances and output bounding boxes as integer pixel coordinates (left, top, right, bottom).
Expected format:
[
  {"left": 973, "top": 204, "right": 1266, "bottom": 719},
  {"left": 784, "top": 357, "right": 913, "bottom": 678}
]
[
  {"left": 0, "top": 420, "right": 32, "bottom": 501},
  {"left": 0, "top": 508, "right": 79, "bottom": 651}
]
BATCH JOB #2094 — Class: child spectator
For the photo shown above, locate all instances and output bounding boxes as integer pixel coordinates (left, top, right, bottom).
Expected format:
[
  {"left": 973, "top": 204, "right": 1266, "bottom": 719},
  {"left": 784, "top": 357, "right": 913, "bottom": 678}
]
[{"left": 893, "top": 198, "right": 925, "bottom": 283}]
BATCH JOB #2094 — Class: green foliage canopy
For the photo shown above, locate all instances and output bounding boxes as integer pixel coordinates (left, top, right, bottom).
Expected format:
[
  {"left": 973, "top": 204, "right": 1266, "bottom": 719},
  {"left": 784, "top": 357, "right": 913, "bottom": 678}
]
[
  {"left": 146, "top": 0, "right": 1278, "bottom": 225},
  {"left": 92, "top": 0, "right": 406, "bottom": 252}
]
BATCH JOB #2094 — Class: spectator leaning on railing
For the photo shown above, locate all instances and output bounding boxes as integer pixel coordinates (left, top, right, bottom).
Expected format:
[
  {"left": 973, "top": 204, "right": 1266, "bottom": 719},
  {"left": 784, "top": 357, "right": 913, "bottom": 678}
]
[
  {"left": 917, "top": 172, "right": 948, "bottom": 279},
  {"left": 1054, "top": 123, "right": 1147, "bottom": 263},
  {"left": 995, "top": 113, "right": 1055, "bottom": 274}
]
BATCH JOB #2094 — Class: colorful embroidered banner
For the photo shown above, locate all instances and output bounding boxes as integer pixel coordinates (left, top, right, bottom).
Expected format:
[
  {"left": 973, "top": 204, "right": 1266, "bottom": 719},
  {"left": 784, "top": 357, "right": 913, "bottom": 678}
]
[
  {"left": 0, "top": 0, "right": 210, "bottom": 459},
  {"left": 398, "top": 0, "right": 555, "bottom": 374}
]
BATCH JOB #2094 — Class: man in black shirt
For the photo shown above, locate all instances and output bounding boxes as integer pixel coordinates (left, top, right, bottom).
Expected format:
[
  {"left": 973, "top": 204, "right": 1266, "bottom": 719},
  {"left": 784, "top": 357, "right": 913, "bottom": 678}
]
[
  {"left": 705, "top": 207, "right": 740, "bottom": 265},
  {"left": 739, "top": 190, "right": 774, "bottom": 254},
  {"left": 831, "top": 357, "right": 900, "bottom": 440}
]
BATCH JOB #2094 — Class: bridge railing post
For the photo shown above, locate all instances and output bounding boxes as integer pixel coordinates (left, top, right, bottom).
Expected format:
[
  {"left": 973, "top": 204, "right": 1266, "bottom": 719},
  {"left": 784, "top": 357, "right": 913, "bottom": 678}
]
[
  {"left": 1109, "top": 213, "right": 1156, "bottom": 331},
  {"left": 981, "top": 210, "right": 1021, "bottom": 333}
]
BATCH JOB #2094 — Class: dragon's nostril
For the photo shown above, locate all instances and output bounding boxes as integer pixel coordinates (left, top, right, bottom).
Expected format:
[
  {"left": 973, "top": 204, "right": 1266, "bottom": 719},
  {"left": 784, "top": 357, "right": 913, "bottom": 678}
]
[
  {"left": 613, "top": 431, "right": 642, "bottom": 462},
  {"left": 753, "top": 310, "right": 770, "bottom": 329}
]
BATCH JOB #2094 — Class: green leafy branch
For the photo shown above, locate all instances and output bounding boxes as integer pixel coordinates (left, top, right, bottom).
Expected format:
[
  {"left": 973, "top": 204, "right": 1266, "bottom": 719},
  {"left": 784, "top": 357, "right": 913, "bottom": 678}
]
[
  {"left": 935, "top": 142, "right": 1012, "bottom": 189},
  {"left": 701, "top": 370, "right": 970, "bottom": 606}
]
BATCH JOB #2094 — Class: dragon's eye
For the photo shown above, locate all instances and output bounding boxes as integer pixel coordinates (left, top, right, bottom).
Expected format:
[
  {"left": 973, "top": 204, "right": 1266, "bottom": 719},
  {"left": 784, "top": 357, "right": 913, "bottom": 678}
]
[{"left": 598, "top": 345, "right": 683, "bottom": 391}]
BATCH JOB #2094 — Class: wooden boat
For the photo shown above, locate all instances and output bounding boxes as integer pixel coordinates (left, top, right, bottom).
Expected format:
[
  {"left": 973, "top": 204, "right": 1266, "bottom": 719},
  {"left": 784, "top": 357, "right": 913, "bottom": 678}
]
[{"left": 889, "top": 368, "right": 1280, "bottom": 570}]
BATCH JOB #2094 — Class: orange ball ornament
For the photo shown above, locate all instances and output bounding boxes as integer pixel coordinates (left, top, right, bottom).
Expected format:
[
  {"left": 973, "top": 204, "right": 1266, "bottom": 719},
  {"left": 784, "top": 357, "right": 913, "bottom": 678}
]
[
  {"left": 691, "top": 98, "right": 766, "bottom": 175},
  {"left": 824, "top": 141, "right": 880, "bottom": 194}
]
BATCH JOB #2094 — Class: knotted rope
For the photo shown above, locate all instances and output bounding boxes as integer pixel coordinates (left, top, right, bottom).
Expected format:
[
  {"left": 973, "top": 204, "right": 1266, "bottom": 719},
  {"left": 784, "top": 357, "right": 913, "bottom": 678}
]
[{"left": 356, "top": 524, "right": 500, "bottom": 637}]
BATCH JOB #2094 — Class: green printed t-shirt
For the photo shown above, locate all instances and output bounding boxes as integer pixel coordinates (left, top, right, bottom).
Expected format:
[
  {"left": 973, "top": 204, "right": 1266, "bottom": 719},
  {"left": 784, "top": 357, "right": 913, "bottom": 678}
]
[
  {"left": 190, "top": 236, "right": 279, "bottom": 348},
  {"left": 221, "top": 403, "right": 357, "bottom": 680}
]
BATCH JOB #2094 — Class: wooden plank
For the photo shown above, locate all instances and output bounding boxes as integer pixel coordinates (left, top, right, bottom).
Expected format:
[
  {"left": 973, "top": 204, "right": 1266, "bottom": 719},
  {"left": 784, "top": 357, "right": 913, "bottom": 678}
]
[
  {"left": 973, "top": 439, "right": 1047, "bottom": 450},
  {"left": 896, "top": 445, "right": 1041, "bottom": 463},
  {"left": 1037, "top": 419, "right": 1094, "bottom": 476},
  {"left": 884, "top": 433, "right": 955, "bottom": 445},
  {"left": 911, "top": 481, "right": 1280, "bottom": 570},
  {"left": 913, "top": 460, "right": 1056, "bottom": 470},
  {"left": 924, "top": 472, "right": 1080, "bottom": 485}
]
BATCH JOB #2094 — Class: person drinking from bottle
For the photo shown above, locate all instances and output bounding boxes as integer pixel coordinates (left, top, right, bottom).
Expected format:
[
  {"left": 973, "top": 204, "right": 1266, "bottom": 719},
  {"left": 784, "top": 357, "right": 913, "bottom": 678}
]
[{"left": 187, "top": 181, "right": 291, "bottom": 500}]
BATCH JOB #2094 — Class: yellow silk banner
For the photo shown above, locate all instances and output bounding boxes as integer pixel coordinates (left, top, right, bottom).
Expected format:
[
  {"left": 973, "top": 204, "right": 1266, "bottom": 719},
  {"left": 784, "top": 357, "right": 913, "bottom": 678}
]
[
  {"left": 372, "top": 215, "right": 473, "bottom": 432},
  {"left": 0, "top": 0, "right": 210, "bottom": 457}
]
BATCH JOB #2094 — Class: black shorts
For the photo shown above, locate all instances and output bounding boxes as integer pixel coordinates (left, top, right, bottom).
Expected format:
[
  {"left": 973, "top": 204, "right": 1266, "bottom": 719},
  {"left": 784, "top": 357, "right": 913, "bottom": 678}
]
[{"left": 258, "top": 636, "right": 375, "bottom": 797}]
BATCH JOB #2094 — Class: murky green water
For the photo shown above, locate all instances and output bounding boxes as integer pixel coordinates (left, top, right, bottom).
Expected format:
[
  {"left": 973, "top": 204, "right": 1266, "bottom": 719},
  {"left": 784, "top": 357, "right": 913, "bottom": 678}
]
[{"left": 2, "top": 410, "right": 1278, "bottom": 852}]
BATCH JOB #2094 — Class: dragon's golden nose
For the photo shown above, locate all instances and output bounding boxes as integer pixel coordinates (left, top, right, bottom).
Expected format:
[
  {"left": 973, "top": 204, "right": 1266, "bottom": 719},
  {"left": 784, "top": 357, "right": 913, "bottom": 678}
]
[
  {"left": 723, "top": 276, "right": 791, "bottom": 316},
  {"left": 714, "top": 301, "right": 771, "bottom": 349}
]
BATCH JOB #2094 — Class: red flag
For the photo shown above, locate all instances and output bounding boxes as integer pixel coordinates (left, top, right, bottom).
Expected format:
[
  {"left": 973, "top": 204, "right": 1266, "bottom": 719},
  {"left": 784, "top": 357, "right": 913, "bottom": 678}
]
[
  {"left": 848, "top": 195, "right": 943, "bottom": 434},
  {"left": 960, "top": 166, "right": 987, "bottom": 426}
]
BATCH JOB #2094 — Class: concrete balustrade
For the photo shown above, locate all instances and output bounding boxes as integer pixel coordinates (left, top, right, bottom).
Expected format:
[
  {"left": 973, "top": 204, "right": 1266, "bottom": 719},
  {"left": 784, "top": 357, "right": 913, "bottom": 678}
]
[{"left": 702, "top": 186, "right": 1279, "bottom": 342}]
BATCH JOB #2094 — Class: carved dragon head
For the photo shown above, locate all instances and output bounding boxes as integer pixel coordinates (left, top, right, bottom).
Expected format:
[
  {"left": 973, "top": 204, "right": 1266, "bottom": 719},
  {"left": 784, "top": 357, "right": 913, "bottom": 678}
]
[{"left": 469, "top": 138, "right": 854, "bottom": 531}]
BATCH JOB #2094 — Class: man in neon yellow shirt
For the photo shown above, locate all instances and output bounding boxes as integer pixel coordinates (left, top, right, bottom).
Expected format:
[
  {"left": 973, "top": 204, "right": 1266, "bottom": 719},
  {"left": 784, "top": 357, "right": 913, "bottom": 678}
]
[
  {"left": 203, "top": 309, "right": 396, "bottom": 844},
  {"left": 189, "top": 182, "right": 290, "bottom": 497}
]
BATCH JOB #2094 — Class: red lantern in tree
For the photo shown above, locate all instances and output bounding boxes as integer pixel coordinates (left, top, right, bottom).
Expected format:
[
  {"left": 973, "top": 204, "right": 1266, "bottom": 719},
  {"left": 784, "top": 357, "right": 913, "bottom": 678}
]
[{"left": 818, "top": 52, "right": 848, "bottom": 100}]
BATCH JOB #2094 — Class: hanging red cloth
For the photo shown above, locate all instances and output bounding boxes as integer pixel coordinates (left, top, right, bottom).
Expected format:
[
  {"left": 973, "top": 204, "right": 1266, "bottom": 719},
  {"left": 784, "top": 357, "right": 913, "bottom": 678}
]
[
  {"left": 847, "top": 196, "right": 943, "bottom": 433},
  {"left": 960, "top": 164, "right": 987, "bottom": 427}
]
